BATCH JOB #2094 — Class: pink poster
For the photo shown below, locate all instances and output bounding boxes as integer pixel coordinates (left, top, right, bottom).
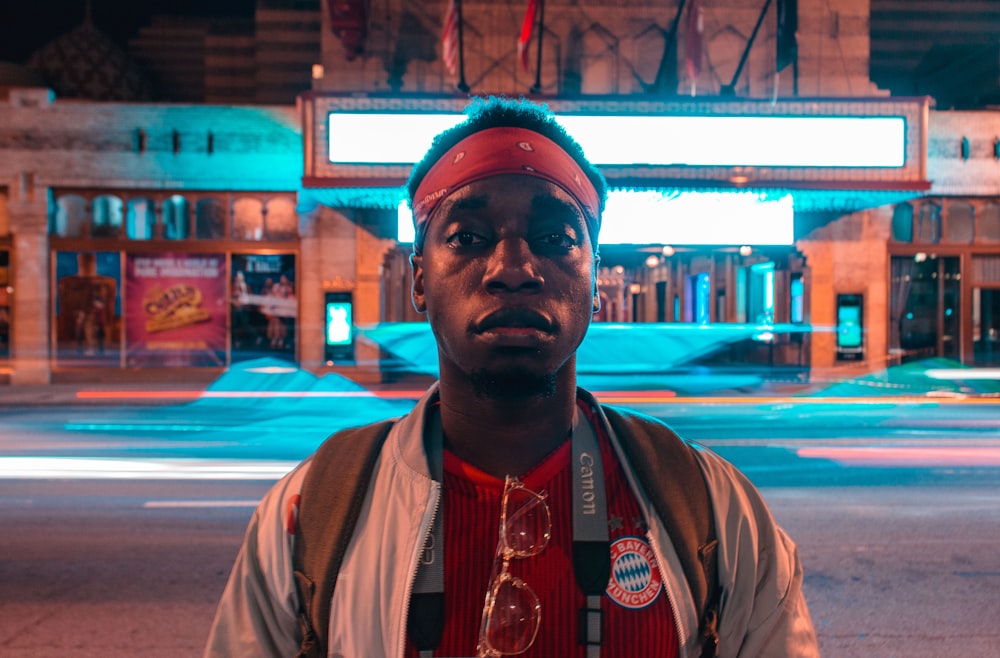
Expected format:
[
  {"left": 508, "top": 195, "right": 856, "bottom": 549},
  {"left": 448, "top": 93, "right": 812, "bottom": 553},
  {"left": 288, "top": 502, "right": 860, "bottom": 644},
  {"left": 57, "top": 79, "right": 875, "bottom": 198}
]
[{"left": 125, "top": 253, "right": 227, "bottom": 367}]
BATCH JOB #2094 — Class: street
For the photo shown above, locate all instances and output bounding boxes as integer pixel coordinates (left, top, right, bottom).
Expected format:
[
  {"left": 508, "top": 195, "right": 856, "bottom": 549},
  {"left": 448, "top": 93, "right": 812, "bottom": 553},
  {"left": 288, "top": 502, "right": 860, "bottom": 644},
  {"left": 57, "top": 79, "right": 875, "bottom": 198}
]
[{"left": 2, "top": 393, "right": 999, "bottom": 657}]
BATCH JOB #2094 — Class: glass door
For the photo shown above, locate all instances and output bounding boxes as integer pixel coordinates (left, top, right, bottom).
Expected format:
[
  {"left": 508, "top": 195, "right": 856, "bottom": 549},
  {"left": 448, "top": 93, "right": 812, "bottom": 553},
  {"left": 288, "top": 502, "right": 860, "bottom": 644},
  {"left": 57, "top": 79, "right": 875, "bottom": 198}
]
[
  {"left": 973, "top": 287, "right": 1000, "bottom": 366},
  {"left": 941, "top": 257, "right": 961, "bottom": 360},
  {"left": 891, "top": 255, "right": 961, "bottom": 362}
]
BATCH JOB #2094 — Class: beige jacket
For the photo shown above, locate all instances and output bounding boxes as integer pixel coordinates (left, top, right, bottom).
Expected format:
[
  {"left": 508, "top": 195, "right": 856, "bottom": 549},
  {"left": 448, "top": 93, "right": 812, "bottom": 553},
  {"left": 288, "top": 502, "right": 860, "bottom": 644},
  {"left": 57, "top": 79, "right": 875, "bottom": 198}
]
[{"left": 204, "top": 385, "right": 819, "bottom": 658}]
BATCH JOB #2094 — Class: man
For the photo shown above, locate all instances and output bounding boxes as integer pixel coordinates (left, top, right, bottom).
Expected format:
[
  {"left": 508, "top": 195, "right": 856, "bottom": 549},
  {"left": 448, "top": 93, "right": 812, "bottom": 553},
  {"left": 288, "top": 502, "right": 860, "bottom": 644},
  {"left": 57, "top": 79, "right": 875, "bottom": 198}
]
[{"left": 204, "top": 96, "right": 819, "bottom": 657}]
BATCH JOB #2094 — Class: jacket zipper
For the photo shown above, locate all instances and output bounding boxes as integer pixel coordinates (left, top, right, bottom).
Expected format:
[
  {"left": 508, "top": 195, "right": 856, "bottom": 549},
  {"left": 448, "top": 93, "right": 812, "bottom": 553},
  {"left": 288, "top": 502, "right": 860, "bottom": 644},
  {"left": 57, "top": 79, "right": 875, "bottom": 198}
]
[
  {"left": 398, "top": 481, "right": 442, "bottom": 658},
  {"left": 646, "top": 526, "right": 691, "bottom": 657}
]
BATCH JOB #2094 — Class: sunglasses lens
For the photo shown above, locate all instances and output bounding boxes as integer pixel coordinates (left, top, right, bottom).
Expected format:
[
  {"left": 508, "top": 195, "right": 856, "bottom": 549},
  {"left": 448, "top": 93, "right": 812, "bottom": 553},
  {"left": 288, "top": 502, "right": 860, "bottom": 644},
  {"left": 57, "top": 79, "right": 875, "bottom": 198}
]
[
  {"left": 502, "top": 485, "right": 551, "bottom": 557},
  {"left": 483, "top": 576, "right": 541, "bottom": 655},
  {"left": 479, "top": 478, "right": 551, "bottom": 657}
]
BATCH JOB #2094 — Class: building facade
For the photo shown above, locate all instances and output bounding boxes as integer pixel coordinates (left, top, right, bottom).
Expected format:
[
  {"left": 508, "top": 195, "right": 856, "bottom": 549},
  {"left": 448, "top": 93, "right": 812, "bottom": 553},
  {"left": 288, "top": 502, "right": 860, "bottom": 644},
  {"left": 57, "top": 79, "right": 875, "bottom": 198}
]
[{"left": 2, "top": 0, "right": 999, "bottom": 386}]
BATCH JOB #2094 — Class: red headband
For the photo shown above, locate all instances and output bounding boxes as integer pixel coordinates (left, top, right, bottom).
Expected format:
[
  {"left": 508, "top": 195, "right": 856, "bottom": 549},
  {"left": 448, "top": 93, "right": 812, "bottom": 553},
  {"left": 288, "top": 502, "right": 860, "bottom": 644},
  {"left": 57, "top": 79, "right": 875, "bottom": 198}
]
[{"left": 411, "top": 126, "right": 601, "bottom": 250}]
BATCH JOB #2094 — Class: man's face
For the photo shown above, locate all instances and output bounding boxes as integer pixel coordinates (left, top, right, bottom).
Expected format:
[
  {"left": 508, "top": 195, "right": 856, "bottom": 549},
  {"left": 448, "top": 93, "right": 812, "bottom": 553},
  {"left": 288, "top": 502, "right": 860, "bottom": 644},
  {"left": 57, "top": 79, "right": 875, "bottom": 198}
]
[{"left": 411, "top": 174, "right": 598, "bottom": 397}]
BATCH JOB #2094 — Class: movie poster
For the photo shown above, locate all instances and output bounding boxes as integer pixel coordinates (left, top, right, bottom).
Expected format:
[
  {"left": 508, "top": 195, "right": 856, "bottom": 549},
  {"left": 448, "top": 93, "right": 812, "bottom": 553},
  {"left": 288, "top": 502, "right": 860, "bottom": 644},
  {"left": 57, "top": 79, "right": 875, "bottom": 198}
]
[
  {"left": 54, "top": 251, "right": 121, "bottom": 366},
  {"left": 230, "top": 253, "right": 296, "bottom": 362},
  {"left": 125, "top": 253, "right": 226, "bottom": 367}
]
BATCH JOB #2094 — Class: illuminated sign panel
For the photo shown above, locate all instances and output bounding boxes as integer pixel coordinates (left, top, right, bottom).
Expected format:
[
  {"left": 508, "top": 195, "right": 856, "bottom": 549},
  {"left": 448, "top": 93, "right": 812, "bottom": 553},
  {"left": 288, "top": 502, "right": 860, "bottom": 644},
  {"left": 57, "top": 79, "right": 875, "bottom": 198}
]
[
  {"left": 397, "top": 190, "right": 794, "bottom": 246},
  {"left": 329, "top": 112, "right": 907, "bottom": 168},
  {"left": 328, "top": 114, "right": 462, "bottom": 165},
  {"left": 326, "top": 301, "right": 353, "bottom": 346}
]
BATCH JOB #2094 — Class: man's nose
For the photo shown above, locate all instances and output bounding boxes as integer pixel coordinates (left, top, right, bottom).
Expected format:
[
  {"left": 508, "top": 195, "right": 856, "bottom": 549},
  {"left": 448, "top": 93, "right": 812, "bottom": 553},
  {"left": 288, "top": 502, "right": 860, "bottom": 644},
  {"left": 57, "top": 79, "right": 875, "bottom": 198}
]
[{"left": 484, "top": 237, "right": 542, "bottom": 292}]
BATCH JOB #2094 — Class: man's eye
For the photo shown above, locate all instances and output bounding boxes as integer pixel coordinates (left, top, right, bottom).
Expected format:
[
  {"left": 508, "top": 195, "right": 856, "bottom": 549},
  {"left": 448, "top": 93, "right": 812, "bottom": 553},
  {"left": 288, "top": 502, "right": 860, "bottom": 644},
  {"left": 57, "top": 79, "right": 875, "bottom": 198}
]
[
  {"left": 446, "top": 231, "right": 485, "bottom": 247},
  {"left": 538, "top": 232, "right": 575, "bottom": 249}
]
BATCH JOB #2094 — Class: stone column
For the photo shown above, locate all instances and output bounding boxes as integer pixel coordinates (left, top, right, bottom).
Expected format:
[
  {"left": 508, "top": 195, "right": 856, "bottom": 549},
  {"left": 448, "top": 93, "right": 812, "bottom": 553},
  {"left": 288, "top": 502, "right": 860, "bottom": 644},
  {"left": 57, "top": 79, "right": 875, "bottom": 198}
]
[
  {"left": 296, "top": 204, "right": 325, "bottom": 370},
  {"left": 7, "top": 175, "right": 51, "bottom": 384},
  {"left": 798, "top": 239, "right": 836, "bottom": 371}
]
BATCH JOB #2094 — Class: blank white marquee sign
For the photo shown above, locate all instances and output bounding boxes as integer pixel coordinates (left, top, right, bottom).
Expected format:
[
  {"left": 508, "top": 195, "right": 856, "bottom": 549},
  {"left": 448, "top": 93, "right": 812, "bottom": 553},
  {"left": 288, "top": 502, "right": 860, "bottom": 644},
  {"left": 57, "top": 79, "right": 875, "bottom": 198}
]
[{"left": 327, "top": 112, "right": 907, "bottom": 168}]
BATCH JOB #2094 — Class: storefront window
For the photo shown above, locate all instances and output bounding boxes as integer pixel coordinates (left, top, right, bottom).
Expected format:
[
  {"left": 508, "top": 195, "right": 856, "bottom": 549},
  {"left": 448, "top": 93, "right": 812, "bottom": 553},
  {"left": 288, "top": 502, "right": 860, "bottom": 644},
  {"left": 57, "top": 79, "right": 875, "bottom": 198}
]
[
  {"left": 0, "top": 250, "right": 9, "bottom": 359},
  {"left": 0, "top": 191, "right": 9, "bottom": 236},
  {"left": 945, "top": 202, "right": 974, "bottom": 244},
  {"left": 230, "top": 253, "right": 297, "bottom": 362},
  {"left": 973, "top": 287, "right": 1000, "bottom": 366},
  {"left": 52, "top": 195, "right": 88, "bottom": 237},
  {"left": 891, "top": 202, "right": 914, "bottom": 243},
  {"left": 790, "top": 273, "right": 804, "bottom": 323},
  {"left": 748, "top": 262, "right": 775, "bottom": 325},
  {"left": 91, "top": 195, "right": 123, "bottom": 238},
  {"left": 980, "top": 203, "right": 1000, "bottom": 243},
  {"left": 916, "top": 201, "right": 942, "bottom": 244},
  {"left": 233, "top": 197, "right": 264, "bottom": 240},
  {"left": 126, "top": 198, "right": 156, "bottom": 240},
  {"left": 684, "top": 272, "right": 711, "bottom": 323},
  {"left": 196, "top": 198, "right": 226, "bottom": 239},
  {"left": 265, "top": 197, "right": 298, "bottom": 240},
  {"left": 163, "top": 195, "right": 191, "bottom": 240},
  {"left": 54, "top": 251, "right": 121, "bottom": 367}
]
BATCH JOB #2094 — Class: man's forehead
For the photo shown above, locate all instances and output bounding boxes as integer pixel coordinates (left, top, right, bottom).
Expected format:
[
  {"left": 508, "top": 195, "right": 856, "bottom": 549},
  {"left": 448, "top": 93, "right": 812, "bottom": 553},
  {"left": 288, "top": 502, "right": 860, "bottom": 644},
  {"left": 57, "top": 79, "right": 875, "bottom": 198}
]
[{"left": 440, "top": 178, "right": 585, "bottom": 217}]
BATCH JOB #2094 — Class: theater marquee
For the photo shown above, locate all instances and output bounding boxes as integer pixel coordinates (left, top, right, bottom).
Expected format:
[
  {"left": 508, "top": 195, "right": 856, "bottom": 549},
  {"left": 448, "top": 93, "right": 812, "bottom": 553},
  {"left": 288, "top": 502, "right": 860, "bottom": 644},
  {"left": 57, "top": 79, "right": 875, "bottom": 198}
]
[{"left": 301, "top": 94, "right": 930, "bottom": 244}]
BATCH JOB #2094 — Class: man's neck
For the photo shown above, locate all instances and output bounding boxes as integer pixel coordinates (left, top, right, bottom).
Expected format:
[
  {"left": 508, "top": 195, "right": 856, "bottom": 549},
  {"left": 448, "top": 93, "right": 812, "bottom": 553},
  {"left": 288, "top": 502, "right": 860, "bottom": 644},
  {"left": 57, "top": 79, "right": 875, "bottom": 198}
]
[{"left": 436, "top": 376, "right": 578, "bottom": 480}]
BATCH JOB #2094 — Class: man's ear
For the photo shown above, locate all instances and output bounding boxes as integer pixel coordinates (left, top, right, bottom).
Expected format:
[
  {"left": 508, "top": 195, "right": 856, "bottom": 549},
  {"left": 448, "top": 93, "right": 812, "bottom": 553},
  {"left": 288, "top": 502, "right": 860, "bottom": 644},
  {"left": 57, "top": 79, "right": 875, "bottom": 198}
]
[
  {"left": 409, "top": 252, "right": 427, "bottom": 313},
  {"left": 592, "top": 252, "right": 601, "bottom": 314}
]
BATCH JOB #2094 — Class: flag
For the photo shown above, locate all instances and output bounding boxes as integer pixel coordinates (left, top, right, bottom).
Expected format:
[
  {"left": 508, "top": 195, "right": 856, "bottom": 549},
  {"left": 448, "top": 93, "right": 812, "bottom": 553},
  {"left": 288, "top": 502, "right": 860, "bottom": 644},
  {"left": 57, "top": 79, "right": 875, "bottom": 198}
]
[
  {"left": 518, "top": 0, "right": 539, "bottom": 72},
  {"left": 776, "top": 0, "right": 798, "bottom": 72},
  {"left": 685, "top": 0, "right": 704, "bottom": 82},
  {"left": 442, "top": 0, "right": 459, "bottom": 75}
]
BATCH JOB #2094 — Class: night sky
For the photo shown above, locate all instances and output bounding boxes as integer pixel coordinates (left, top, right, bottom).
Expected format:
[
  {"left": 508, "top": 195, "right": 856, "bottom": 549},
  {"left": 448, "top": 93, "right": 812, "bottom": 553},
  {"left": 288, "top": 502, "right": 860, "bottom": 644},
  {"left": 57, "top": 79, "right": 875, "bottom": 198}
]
[{"left": 0, "top": 0, "right": 255, "bottom": 64}]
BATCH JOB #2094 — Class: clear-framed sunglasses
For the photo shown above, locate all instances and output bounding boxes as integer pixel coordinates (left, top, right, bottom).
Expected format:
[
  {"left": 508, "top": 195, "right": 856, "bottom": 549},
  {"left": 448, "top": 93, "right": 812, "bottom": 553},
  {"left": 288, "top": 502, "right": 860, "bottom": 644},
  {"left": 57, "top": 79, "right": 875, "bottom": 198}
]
[{"left": 476, "top": 476, "right": 552, "bottom": 657}]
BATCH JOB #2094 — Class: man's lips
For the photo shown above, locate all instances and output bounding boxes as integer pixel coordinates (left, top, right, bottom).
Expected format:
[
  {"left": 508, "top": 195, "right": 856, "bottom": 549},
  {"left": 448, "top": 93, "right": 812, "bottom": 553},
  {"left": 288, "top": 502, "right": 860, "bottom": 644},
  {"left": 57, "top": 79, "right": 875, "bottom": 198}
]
[{"left": 472, "top": 307, "right": 555, "bottom": 334}]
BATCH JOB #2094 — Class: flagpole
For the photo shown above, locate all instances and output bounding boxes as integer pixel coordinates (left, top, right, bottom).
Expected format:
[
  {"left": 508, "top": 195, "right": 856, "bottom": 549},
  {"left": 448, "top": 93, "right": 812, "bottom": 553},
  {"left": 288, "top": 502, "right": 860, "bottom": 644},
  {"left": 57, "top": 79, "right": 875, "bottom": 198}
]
[
  {"left": 721, "top": 0, "right": 773, "bottom": 95},
  {"left": 530, "top": 0, "right": 546, "bottom": 94},
  {"left": 456, "top": 0, "right": 469, "bottom": 92}
]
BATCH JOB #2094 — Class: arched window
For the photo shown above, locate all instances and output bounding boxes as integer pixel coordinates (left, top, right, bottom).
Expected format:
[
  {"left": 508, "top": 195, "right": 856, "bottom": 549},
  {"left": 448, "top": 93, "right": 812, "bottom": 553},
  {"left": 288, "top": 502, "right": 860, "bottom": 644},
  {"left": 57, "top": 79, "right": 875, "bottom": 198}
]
[
  {"left": 891, "top": 202, "right": 914, "bottom": 243},
  {"left": 945, "top": 202, "right": 975, "bottom": 244},
  {"left": 126, "top": 197, "right": 156, "bottom": 240},
  {"left": 916, "top": 201, "right": 941, "bottom": 244},
  {"left": 265, "top": 197, "right": 298, "bottom": 240},
  {"left": 91, "top": 195, "right": 123, "bottom": 238},
  {"left": 52, "top": 195, "right": 88, "bottom": 237},
  {"left": 980, "top": 203, "right": 1000, "bottom": 243},
  {"left": 162, "top": 195, "right": 190, "bottom": 240},
  {"left": 233, "top": 197, "right": 264, "bottom": 240},
  {"left": 196, "top": 198, "right": 225, "bottom": 239},
  {"left": 0, "top": 191, "right": 10, "bottom": 236}
]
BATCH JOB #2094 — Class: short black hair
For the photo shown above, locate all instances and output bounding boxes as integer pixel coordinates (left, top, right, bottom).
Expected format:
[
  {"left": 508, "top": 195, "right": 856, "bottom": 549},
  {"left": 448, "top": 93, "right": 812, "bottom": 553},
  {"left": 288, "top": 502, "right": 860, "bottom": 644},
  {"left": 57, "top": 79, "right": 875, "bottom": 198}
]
[{"left": 406, "top": 95, "right": 608, "bottom": 220}]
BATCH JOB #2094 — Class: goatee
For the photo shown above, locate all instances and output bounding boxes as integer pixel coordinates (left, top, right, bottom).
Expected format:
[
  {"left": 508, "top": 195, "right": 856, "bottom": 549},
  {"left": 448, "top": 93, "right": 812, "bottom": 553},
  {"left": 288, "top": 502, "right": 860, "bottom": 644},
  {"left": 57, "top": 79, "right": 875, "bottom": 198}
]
[{"left": 470, "top": 369, "right": 556, "bottom": 400}]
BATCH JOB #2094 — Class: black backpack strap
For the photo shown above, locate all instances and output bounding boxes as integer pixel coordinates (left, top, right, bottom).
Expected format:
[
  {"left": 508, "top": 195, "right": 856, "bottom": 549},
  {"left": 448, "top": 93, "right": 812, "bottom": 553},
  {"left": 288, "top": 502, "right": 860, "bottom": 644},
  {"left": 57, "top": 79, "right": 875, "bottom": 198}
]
[
  {"left": 291, "top": 420, "right": 395, "bottom": 658},
  {"left": 602, "top": 405, "right": 721, "bottom": 658}
]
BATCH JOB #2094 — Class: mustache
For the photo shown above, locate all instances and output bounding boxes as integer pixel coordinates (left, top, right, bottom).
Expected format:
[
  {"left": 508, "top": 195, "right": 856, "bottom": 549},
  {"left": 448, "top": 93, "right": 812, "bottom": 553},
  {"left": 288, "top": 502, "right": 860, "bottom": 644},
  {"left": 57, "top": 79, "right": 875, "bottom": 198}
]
[{"left": 472, "top": 307, "right": 555, "bottom": 333}]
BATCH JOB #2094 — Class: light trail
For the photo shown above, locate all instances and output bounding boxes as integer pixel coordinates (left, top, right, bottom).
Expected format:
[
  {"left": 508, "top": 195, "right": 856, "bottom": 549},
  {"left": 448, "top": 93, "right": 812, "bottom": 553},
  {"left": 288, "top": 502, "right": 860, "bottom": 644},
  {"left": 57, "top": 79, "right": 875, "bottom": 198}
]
[
  {"left": 926, "top": 368, "right": 1000, "bottom": 381},
  {"left": 0, "top": 457, "right": 297, "bottom": 480},
  {"left": 75, "top": 389, "right": 427, "bottom": 401},
  {"left": 142, "top": 500, "right": 260, "bottom": 508},
  {"left": 796, "top": 446, "right": 1000, "bottom": 467},
  {"left": 73, "top": 390, "right": 1000, "bottom": 405}
]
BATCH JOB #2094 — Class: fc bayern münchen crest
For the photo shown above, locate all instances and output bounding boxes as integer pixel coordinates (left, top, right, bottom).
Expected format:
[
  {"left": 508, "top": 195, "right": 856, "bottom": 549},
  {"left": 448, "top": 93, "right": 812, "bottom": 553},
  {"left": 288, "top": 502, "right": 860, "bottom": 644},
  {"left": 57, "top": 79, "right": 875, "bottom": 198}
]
[{"left": 606, "top": 536, "right": 663, "bottom": 609}]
